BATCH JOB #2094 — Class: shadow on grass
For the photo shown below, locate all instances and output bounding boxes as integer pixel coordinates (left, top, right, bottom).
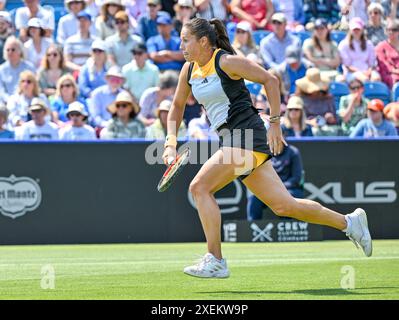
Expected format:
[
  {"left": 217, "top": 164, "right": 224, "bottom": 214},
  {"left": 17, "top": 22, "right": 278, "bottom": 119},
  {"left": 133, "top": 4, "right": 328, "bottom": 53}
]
[{"left": 198, "top": 287, "right": 399, "bottom": 297}]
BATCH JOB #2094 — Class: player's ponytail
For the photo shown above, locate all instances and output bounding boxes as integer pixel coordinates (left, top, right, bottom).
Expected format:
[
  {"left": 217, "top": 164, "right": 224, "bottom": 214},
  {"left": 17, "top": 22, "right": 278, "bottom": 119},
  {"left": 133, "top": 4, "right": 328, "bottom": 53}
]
[
  {"left": 185, "top": 18, "right": 236, "bottom": 55},
  {"left": 209, "top": 19, "right": 236, "bottom": 55}
]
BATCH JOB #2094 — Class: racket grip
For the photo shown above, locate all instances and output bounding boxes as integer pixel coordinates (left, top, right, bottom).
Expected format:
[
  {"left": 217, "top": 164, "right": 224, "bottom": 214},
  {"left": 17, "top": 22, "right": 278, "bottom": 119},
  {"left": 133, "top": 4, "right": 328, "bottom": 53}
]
[{"left": 167, "top": 157, "right": 175, "bottom": 165}]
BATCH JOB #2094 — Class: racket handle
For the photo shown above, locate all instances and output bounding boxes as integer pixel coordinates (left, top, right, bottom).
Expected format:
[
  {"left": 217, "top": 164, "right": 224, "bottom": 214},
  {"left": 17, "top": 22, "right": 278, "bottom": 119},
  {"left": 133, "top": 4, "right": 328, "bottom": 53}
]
[{"left": 167, "top": 157, "right": 175, "bottom": 165}]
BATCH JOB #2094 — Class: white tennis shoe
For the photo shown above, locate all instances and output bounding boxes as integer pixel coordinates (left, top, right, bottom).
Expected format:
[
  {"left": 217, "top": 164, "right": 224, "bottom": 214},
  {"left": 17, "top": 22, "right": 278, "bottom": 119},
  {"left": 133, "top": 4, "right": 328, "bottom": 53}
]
[
  {"left": 183, "top": 253, "right": 230, "bottom": 278},
  {"left": 345, "top": 208, "right": 373, "bottom": 257}
]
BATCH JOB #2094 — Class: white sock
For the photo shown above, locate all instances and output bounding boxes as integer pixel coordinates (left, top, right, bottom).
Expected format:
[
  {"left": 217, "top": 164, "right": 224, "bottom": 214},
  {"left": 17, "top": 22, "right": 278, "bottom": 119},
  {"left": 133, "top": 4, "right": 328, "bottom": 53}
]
[{"left": 342, "top": 215, "right": 351, "bottom": 233}]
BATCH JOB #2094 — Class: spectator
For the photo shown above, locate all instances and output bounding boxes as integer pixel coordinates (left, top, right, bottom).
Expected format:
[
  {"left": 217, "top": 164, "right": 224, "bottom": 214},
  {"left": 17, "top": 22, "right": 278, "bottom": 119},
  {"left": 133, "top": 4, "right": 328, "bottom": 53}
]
[
  {"left": 277, "top": 45, "right": 308, "bottom": 95},
  {"left": 194, "top": 0, "right": 229, "bottom": 22},
  {"left": 366, "top": 2, "right": 387, "bottom": 47},
  {"left": 51, "top": 74, "right": 88, "bottom": 125},
  {"left": 139, "top": 70, "right": 178, "bottom": 126},
  {"left": 145, "top": 99, "right": 186, "bottom": 139},
  {"left": 15, "top": 98, "right": 58, "bottom": 140},
  {"left": 247, "top": 143, "right": 304, "bottom": 220},
  {"left": 95, "top": 0, "right": 125, "bottom": 40},
  {"left": 302, "top": 18, "right": 341, "bottom": 81},
  {"left": 339, "top": 0, "right": 369, "bottom": 28},
  {"left": 303, "top": 0, "right": 341, "bottom": 27},
  {"left": 183, "top": 94, "right": 202, "bottom": 126},
  {"left": 137, "top": 0, "right": 169, "bottom": 41},
  {"left": 100, "top": 91, "right": 146, "bottom": 139},
  {"left": 24, "top": 18, "right": 53, "bottom": 69},
  {"left": 106, "top": 10, "right": 143, "bottom": 68},
  {"left": 272, "top": 0, "right": 306, "bottom": 31},
  {"left": 64, "top": 11, "right": 96, "bottom": 72},
  {"left": 38, "top": 44, "right": 72, "bottom": 98},
  {"left": 78, "top": 39, "right": 109, "bottom": 99},
  {"left": 188, "top": 107, "right": 218, "bottom": 139},
  {"left": 384, "top": 102, "right": 399, "bottom": 133},
  {"left": 147, "top": 15, "right": 184, "bottom": 71},
  {"left": 382, "top": 0, "right": 399, "bottom": 20},
  {"left": 173, "top": 0, "right": 196, "bottom": 36},
  {"left": 232, "top": 21, "right": 262, "bottom": 64},
  {"left": 57, "top": 0, "right": 96, "bottom": 44},
  {"left": 260, "top": 12, "right": 301, "bottom": 69},
  {"left": 0, "top": 36, "right": 35, "bottom": 102},
  {"left": 281, "top": 95, "right": 313, "bottom": 137},
  {"left": 89, "top": 66, "right": 126, "bottom": 127},
  {"left": 295, "top": 67, "right": 339, "bottom": 135},
  {"left": 375, "top": 19, "right": 399, "bottom": 89},
  {"left": 124, "top": 0, "right": 147, "bottom": 20},
  {"left": 338, "top": 17, "right": 380, "bottom": 82},
  {"left": 350, "top": 98, "right": 398, "bottom": 137},
  {"left": 122, "top": 42, "right": 160, "bottom": 101},
  {"left": 0, "top": 12, "right": 13, "bottom": 65},
  {"left": 231, "top": 0, "right": 274, "bottom": 31},
  {"left": 7, "top": 70, "right": 49, "bottom": 127},
  {"left": 15, "top": 0, "right": 55, "bottom": 42},
  {"left": 0, "top": 105, "right": 14, "bottom": 139},
  {"left": 338, "top": 77, "right": 369, "bottom": 135},
  {"left": 59, "top": 101, "right": 96, "bottom": 140}
]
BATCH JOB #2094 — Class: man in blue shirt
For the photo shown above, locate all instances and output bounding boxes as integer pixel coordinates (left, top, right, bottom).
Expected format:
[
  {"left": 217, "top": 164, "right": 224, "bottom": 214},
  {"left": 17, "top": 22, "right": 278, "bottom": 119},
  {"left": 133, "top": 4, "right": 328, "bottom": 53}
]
[
  {"left": 259, "top": 12, "right": 301, "bottom": 69},
  {"left": 350, "top": 99, "right": 398, "bottom": 138},
  {"left": 146, "top": 15, "right": 184, "bottom": 71}
]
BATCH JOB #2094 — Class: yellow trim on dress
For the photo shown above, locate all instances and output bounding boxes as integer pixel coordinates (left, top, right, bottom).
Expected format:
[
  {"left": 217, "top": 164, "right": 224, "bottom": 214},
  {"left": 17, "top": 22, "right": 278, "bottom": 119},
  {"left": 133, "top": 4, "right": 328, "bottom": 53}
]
[{"left": 190, "top": 48, "right": 221, "bottom": 80}]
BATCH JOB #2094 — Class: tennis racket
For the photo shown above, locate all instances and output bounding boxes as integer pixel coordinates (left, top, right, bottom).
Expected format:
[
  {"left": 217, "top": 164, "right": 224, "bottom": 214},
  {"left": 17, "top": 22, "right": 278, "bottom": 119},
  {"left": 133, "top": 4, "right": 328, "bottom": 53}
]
[{"left": 157, "top": 147, "right": 191, "bottom": 192}]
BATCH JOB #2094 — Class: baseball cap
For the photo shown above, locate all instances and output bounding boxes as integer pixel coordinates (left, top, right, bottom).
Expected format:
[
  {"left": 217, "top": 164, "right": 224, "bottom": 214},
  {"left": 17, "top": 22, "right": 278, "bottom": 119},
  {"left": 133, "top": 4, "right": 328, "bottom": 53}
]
[
  {"left": 27, "top": 17, "right": 43, "bottom": 29},
  {"left": 131, "top": 42, "right": 147, "bottom": 53},
  {"left": 349, "top": 17, "right": 364, "bottom": 30},
  {"left": 77, "top": 11, "right": 92, "bottom": 21},
  {"left": 106, "top": 65, "right": 125, "bottom": 79},
  {"left": 147, "top": 0, "right": 160, "bottom": 5},
  {"left": 367, "top": 99, "right": 385, "bottom": 112},
  {"left": 236, "top": 21, "right": 252, "bottom": 33},
  {"left": 66, "top": 101, "right": 88, "bottom": 118},
  {"left": 0, "top": 11, "right": 12, "bottom": 24},
  {"left": 91, "top": 39, "right": 107, "bottom": 51},
  {"left": 271, "top": 13, "right": 287, "bottom": 24},
  {"left": 156, "top": 15, "right": 172, "bottom": 25},
  {"left": 114, "top": 10, "right": 129, "bottom": 21},
  {"left": 285, "top": 45, "right": 301, "bottom": 64},
  {"left": 178, "top": 0, "right": 194, "bottom": 8}
]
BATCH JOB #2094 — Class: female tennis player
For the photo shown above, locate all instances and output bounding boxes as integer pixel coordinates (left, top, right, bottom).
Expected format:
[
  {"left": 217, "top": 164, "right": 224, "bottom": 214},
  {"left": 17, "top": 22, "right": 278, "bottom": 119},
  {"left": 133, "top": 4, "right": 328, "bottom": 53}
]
[{"left": 163, "top": 18, "right": 372, "bottom": 278}]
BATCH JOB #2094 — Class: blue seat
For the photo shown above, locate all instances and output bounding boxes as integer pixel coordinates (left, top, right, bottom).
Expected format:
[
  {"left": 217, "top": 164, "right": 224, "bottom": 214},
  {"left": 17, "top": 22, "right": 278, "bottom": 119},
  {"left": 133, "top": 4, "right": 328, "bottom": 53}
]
[
  {"left": 329, "top": 82, "right": 350, "bottom": 110},
  {"left": 330, "top": 31, "right": 346, "bottom": 45},
  {"left": 364, "top": 81, "right": 391, "bottom": 105},
  {"left": 246, "top": 82, "right": 262, "bottom": 96},
  {"left": 293, "top": 31, "right": 311, "bottom": 45},
  {"left": 393, "top": 82, "right": 399, "bottom": 102},
  {"left": 252, "top": 30, "right": 270, "bottom": 46}
]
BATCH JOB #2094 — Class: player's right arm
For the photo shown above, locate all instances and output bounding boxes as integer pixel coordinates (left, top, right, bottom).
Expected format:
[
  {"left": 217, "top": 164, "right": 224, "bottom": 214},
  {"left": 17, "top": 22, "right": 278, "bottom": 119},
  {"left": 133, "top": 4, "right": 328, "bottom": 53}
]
[{"left": 162, "top": 62, "right": 191, "bottom": 165}]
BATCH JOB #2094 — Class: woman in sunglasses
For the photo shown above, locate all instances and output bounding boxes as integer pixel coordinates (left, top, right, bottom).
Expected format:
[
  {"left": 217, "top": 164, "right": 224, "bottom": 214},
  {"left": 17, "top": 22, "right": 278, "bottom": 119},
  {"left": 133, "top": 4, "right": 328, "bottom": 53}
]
[
  {"left": 232, "top": 21, "right": 262, "bottom": 64},
  {"left": 7, "top": 70, "right": 49, "bottom": 127},
  {"left": 95, "top": 0, "right": 126, "bottom": 40},
  {"left": 51, "top": 74, "right": 88, "bottom": 126},
  {"left": 37, "top": 44, "right": 72, "bottom": 97},
  {"left": 338, "top": 77, "right": 369, "bottom": 136}
]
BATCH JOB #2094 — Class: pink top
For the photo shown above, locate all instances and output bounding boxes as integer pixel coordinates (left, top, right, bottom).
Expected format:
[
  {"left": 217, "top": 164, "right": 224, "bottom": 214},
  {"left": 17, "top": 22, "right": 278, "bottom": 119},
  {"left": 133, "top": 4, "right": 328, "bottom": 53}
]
[
  {"left": 338, "top": 38, "right": 376, "bottom": 74},
  {"left": 233, "top": 0, "right": 268, "bottom": 29},
  {"left": 375, "top": 40, "right": 399, "bottom": 88}
]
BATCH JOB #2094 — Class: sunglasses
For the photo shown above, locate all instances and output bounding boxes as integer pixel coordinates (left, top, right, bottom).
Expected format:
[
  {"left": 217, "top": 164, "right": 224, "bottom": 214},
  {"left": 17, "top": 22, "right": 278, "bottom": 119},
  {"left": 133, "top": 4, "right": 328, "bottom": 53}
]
[
  {"left": 388, "top": 28, "right": 399, "bottom": 32},
  {"left": 370, "top": 11, "right": 381, "bottom": 15},
  {"left": 21, "top": 79, "right": 32, "bottom": 84},
  {"left": 148, "top": 4, "right": 157, "bottom": 7},
  {"left": 350, "top": 85, "right": 362, "bottom": 90},
  {"left": 180, "top": 6, "right": 191, "bottom": 9},
  {"left": 116, "top": 103, "right": 129, "bottom": 109},
  {"left": 236, "top": 29, "right": 247, "bottom": 34},
  {"left": 115, "top": 20, "right": 127, "bottom": 25},
  {"left": 133, "top": 51, "right": 145, "bottom": 56},
  {"left": 92, "top": 49, "right": 104, "bottom": 53},
  {"left": 272, "top": 20, "right": 283, "bottom": 25},
  {"left": 61, "top": 83, "right": 73, "bottom": 88},
  {"left": 289, "top": 108, "right": 301, "bottom": 111},
  {"left": 47, "top": 52, "right": 58, "bottom": 57},
  {"left": 69, "top": 112, "right": 82, "bottom": 117}
]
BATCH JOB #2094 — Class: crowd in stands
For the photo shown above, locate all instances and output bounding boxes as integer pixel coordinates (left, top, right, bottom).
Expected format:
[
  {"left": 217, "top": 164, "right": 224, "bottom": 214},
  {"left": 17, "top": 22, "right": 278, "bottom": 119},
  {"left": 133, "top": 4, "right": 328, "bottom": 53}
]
[{"left": 0, "top": 0, "right": 398, "bottom": 141}]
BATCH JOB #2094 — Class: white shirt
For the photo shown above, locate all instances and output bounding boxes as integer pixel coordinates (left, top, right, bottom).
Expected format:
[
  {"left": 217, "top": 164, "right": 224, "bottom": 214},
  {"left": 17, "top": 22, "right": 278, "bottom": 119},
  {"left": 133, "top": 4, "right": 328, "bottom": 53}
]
[
  {"left": 16, "top": 121, "right": 59, "bottom": 140},
  {"left": 24, "top": 37, "right": 53, "bottom": 68},
  {"left": 59, "top": 124, "right": 97, "bottom": 140},
  {"left": 64, "top": 33, "right": 95, "bottom": 66},
  {"left": 15, "top": 5, "right": 55, "bottom": 31}
]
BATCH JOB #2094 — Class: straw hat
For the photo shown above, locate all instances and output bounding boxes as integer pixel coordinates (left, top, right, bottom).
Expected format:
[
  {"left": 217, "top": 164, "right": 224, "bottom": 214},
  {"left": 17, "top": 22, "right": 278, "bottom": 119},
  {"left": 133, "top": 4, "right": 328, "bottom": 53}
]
[
  {"left": 28, "top": 98, "right": 49, "bottom": 115},
  {"left": 107, "top": 91, "right": 140, "bottom": 115},
  {"left": 295, "top": 68, "right": 329, "bottom": 94},
  {"left": 286, "top": 96, "right": 304, "bottom": 109},
  {"left": 156, "top": 100, "right": 172, "bottom": 117}
]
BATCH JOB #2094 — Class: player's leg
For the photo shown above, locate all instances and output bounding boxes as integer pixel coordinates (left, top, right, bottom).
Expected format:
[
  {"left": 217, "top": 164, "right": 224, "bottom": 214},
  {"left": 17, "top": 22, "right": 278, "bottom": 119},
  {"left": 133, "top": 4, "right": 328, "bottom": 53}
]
[{"left": 242, "top": 160, "right": 372, "bottom": 256}]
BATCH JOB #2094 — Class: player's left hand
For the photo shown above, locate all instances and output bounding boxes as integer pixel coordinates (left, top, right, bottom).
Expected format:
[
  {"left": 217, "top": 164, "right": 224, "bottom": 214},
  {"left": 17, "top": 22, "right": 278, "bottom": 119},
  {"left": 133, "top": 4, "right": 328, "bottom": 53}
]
[{"left": 267, "top": 122, "right": 287, "bottom": 156}]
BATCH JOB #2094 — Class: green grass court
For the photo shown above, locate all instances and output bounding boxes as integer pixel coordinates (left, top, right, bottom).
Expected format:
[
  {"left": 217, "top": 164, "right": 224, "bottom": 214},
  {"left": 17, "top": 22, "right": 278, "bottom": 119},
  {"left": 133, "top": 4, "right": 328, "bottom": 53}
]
[{"left": 0, "top": 240, "right": 398, "bottom": 300}]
